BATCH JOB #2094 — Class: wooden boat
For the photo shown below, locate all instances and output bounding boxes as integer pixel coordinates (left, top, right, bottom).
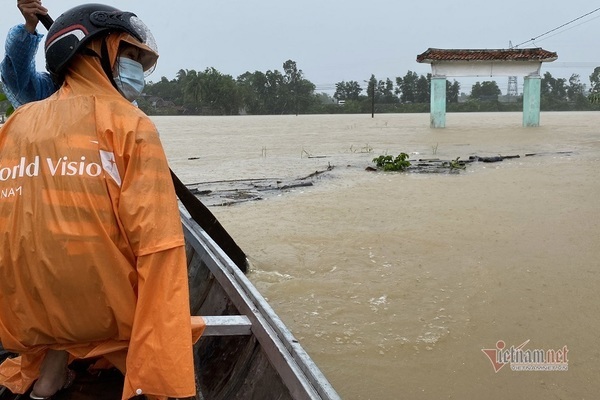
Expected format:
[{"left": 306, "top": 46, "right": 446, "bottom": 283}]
[{"left": 0, "top": 205, "right": 341, "bottom": 400}]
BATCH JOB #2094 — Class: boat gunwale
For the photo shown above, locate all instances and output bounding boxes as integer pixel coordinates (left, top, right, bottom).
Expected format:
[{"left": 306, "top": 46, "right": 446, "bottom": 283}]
[{"left": 180, "top": 207, "right": 341, "bottom": 400}]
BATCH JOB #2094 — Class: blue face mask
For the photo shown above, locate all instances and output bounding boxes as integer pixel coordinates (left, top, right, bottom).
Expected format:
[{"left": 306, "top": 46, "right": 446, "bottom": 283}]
[{"left": 114, "top": 57, "right": 145, "bottom": 101}]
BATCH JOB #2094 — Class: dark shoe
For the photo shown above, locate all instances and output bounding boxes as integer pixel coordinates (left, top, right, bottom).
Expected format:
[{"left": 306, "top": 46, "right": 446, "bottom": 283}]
[{"left": 29, "top": 369, "right": 76, "bottom": 399}]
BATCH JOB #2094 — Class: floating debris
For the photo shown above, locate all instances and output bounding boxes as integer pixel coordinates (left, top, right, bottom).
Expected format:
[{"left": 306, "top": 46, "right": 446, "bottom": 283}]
[
  {"left": 525, "top": 151, "right": 574, "bottom": 157},
  {"left": 369, "top": 150, "right": 572, "bottom": 174},
  {"left": 186, "top": 165, "right": 335, "bottom": 206}
]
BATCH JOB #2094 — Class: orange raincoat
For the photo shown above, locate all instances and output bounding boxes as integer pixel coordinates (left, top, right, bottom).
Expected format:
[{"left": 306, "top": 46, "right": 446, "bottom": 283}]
[{"left": 0, "top": 33, "right": 200, "bottom": 399}]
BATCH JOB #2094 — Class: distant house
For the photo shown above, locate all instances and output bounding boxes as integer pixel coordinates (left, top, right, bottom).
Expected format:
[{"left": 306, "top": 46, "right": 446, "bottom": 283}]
[
  {"left": 147, "top": 96, "right": 176, "bottom": 108},
  {"left": 146, "top": 96, "right": 161, "bottom": 106}
]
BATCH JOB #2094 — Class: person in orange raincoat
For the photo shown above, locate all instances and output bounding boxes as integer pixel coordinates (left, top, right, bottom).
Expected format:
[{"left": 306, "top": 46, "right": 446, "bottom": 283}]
[{"left": 0, "top": 4, "right": 199, "bottom": 399}]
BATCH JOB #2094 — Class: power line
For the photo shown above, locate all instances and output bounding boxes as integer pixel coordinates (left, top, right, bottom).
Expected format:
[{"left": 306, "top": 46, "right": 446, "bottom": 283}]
[
  {"left": 514, "top": 7, "right": 600, "bottom": 48},
  {"left": 527, "top": 14, "right": 600, "bottom": 45}
]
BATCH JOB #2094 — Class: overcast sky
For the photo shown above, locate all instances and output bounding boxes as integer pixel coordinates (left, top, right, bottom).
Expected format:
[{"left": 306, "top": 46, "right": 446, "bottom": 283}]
[{"left": 1, "top": 0, "right": 599, "bottom": 94}]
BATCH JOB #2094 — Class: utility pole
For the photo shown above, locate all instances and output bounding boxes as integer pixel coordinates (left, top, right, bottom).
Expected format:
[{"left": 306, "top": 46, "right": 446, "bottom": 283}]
[
  {"left": 371, "top": 87, "right": 375, "bottom": 118},
  {"left": 367, "top": 75, "right": 376, "bottom": 118},
  {"left": 507, "top": 41, "right": 518, "bottom": 97}
]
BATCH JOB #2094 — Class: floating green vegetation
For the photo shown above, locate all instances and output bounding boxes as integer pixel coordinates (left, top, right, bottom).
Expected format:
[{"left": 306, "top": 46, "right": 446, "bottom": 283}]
[
  {"left": 372, "top": 153, "right": 411, "bottom": 171},
  {"left": 445, "top": 157, "right": 466, "bottom": 170}
]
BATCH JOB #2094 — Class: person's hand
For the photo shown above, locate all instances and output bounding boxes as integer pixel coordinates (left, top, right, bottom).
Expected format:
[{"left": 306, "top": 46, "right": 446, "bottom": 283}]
[{"left": 17, "top": 0, "right": 48, "bottom": 34}]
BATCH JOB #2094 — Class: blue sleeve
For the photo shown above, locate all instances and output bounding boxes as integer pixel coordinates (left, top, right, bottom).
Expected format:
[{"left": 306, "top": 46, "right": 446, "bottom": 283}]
[{"left": 0, "top": 24, "right": 58, "bottom": 108}]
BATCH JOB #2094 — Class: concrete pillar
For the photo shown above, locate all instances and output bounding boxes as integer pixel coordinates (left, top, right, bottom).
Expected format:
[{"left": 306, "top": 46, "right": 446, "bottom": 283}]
[
  {"left": 430, "top": 76, "right": 447, "bottom": 128},
  {"left": 522, "top": 75, "right": 541, "bottom": 127}
]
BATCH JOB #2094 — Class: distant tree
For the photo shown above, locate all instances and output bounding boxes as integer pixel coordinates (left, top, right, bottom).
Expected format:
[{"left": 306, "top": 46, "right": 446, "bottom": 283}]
[
  {"left": 567, "top": 74, "right": 586, "bottom": 103},
  {"left": 176, "top": 69, "right": 187, "bottom": 82},
  {"left": 470, "top": 81, "right": 501, "bottom": 100},
  {"left": 238, "top": 64, "right": 315, "bottom": 115},
  {"left": 541, "top": 72, "right": 568, "bottom": 108},
  {"left": 184, "top": 75, "right": 202, "bottom": 109},
  {"left": 198, "top": 67, "right": 240, "bottom": 115},
  {"left": 589, "top": 67, "right": 600, "bottom": 93},
  {"left": 160, "top": 69, "right": 198, "bottom": 109},
  {"left": 177, "top": 69, "right": 199, "bottom": 109},
  {"left": 334, "top": 80, "right": 362, "bottom": 101},
  {"left": 282, "top": 60, "right": 315, "bottom": 115},
  {"left": 264, "top": 69, "right": 286, "bottom": 114},
  {"left": 587, "top": 67, "right": 600, "bottom": 104},
  {"left": 415, "top": 74, "right": 430, "bottom": 103},
  {"left": 314, "top": 92, "right": 335, "bottom": 104},
  {"left": 541, "top": 72, "right": 567, "bottom": 97},
  {"left": 396, "top": 71, "right": 419, "bottom": 103},
  {"left": 469, "top": 82, "right": 482, "bottom": 99},
  {"left": 295, "top": 78, "right": 317, "bottom": 113},
  {"left": 237, "top": 71, "right": 269, "bottom": 114},
  {"left": 283, "top": 60, "right": 301, "bottom": 115},
  {"left": 447, "top": 80, "right": 460, "bottom": 103},
  {"left": 379, "top": 78, "right": 398, "bottom": 103}
]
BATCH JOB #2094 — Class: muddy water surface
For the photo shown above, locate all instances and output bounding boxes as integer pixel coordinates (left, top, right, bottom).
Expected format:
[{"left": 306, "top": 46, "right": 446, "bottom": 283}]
[{"left": 153, "top": 112, "right": 600, "bottom": 399}]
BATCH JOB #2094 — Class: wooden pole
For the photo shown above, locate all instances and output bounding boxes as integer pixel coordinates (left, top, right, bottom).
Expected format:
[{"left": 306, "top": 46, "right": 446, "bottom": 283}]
[{"left": 371, "top": 87, "right": 375, "bottom": 118}]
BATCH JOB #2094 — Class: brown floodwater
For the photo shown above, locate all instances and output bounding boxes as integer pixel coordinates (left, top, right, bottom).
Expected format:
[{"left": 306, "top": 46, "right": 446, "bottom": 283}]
[{"left": 153, "top": 112, "right": 600, "bottom": 399}]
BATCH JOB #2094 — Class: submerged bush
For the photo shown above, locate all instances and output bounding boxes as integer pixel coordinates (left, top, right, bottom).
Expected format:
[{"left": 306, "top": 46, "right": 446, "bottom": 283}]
[{"left": 372, "top": 153, "right": 411, "bottom": 171}]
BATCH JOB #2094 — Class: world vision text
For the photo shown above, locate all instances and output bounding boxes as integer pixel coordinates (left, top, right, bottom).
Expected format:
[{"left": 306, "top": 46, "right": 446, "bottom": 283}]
[{"left": 0, "top": 156, "right": 103, "bottom": 181}]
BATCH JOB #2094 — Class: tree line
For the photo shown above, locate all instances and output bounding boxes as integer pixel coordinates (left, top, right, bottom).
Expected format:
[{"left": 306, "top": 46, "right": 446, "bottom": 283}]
[
  {"left": 3, "top": 60, "right": 600, "bottom": 116},
  {"left": 138, "top": 60, "right": 600, "bottom": 115},
  {"left": 140, "top": 60, "right": 316, "bottom": 116}
]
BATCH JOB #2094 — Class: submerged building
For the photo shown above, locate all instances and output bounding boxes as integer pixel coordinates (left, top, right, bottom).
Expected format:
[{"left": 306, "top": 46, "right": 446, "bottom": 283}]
[{"left": 416, "top": 48, "right": 558, "bottom": 128}]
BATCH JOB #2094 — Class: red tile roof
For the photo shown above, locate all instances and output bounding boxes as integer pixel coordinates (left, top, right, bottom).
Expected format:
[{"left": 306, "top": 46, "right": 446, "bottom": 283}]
[{"left": 416, "top": 48, "right": 558, "bottom": 63}]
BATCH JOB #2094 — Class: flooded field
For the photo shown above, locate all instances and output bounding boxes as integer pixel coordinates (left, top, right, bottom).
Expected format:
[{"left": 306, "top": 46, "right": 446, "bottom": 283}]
[{"left": 154, "top": 112, "right": 600, "bottom": 399}]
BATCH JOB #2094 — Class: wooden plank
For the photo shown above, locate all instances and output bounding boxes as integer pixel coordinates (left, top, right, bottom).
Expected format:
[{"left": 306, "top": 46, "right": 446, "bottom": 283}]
[{"left": 201, "top": 315, "right": 252, "bottom": 336}]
